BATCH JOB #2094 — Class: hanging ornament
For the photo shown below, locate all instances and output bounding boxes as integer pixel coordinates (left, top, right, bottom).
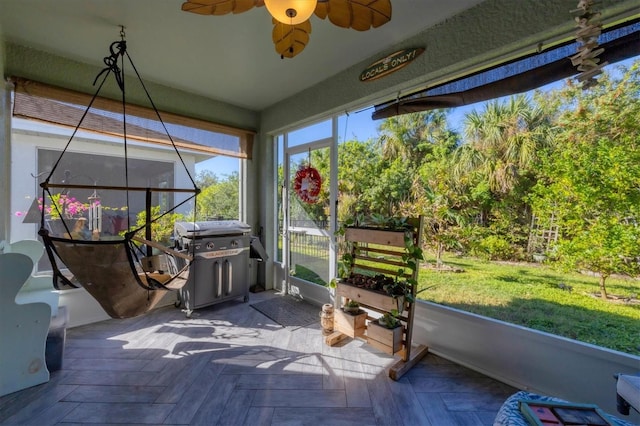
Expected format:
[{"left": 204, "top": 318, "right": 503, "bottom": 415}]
[
  {"left": 294, "top": 164, "right": 322, "bottom": 204},
  {"left": 570, "top": 0, "right": 607, "bottom": 89}
]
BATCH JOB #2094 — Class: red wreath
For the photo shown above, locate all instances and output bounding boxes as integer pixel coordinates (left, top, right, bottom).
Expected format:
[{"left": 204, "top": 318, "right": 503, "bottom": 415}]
[{"left": 294, "top": 165, "right": 322, "bottom": 204}]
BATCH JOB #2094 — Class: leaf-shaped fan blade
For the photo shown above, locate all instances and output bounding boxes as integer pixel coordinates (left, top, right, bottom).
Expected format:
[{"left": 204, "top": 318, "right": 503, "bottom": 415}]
[
  {"left": 181, "top": 0, "right": 263, "bottom": 15},
  {"left": 315, "top": 0, "right": 391, "bottom": 31},
  {"left": 272, "top": 19, "right": 312, "bottom": 58}
]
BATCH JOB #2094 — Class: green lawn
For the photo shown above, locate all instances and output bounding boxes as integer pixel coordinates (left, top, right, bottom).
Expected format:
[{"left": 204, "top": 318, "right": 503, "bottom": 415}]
[{"left": 418, "top": 255, "right": 640, "bottom": 355}]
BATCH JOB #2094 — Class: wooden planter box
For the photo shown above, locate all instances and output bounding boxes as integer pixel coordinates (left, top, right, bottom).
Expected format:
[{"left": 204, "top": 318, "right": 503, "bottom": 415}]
[
  {"left": 334, "top": 308, "right": 367, "bottom": 338},
  {"left": 366, "top": 319, "right": 403, "bottom": 355},
  {"left": 344, "top": 227, "right": 407, "bottom": 247},
  {"left": 337, "top": 282, "right": 397, "bottom": 312}
]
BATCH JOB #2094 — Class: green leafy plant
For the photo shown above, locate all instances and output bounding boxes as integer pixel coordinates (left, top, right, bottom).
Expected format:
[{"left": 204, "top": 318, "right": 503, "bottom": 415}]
[
  {"left": 383, "top": 278, "right": 415, "bottom": 304},
  {"left": 343, "top": 300, "right": 361, "bottom": 314},
  {"left": 402, "top": 232, "right": 424, "bottom": 272},
  {"left": 527, "top": 62, "right": 640, "bottom": 298},
  {"left": 338, "top": 251, "right": 355, "bottom": 278},
  {"left": 378, "top": 309, "right": 401, "bottom": 329},
  {"left": 134, "top": 206, "right": 185, "bottom": 245},
  {"left": 474, "top": 235, "right": 514, "bottom": 261},
  {"left": 342, "top": 273, "right": 393, "bottom": 292}
]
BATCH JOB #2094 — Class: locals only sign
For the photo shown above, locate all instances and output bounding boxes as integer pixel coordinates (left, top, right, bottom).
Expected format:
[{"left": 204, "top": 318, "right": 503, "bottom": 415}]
[{"left": 359, "top": 47, "right": 424, "bottom": 82}]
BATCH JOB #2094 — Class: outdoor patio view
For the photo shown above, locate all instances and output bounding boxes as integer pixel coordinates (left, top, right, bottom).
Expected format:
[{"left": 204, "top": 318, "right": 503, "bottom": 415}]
[{"left": 282, "top": 59, "right": 640, "bottom": 356}]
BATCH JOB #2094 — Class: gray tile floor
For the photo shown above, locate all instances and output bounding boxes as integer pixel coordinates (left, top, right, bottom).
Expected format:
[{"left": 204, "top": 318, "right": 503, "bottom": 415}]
[{"left": 0, "top": 290, "right": 517, "bottom": 425}]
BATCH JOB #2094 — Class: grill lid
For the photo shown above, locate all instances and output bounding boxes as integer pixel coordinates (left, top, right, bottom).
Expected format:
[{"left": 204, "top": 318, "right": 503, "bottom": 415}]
[{"left": 174, "top": 220, "right": 251, "bottom": 238}]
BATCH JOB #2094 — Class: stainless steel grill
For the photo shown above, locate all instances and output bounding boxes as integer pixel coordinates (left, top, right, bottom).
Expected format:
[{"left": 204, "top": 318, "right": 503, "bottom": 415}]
[{"left": 174, "top": 220, "right": 252, "bottom": 317}]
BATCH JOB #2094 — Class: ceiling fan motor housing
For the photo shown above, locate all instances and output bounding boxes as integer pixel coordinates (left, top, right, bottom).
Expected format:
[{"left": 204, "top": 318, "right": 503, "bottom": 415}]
[{"left": 264, "top": 0, "right": 317, "bottom": 25}]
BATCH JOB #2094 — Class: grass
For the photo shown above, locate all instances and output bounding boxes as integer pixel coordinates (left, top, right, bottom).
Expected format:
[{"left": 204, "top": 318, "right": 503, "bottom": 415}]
[
  {"left": 292, "top": 264, "right": 327, "bottom": 286},
  {"left": 418, "top": 255, "right": 640, "bottom": 355}
]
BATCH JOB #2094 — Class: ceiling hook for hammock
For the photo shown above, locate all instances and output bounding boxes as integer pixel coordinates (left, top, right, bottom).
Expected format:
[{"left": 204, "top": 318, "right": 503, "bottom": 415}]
[{"left": 93, "top": 32, "right": 126, "bottom": 90}]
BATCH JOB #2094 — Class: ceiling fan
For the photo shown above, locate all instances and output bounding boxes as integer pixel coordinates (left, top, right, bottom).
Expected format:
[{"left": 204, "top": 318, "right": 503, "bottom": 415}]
[{"left": 181, "top": 0, "right": 392, "bottom": 58}]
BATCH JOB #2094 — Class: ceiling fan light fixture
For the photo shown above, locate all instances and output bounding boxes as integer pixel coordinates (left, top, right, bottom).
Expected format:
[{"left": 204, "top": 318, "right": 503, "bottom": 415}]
[{"left": 264, "top": 0, "right": 317, "bottom": 25}]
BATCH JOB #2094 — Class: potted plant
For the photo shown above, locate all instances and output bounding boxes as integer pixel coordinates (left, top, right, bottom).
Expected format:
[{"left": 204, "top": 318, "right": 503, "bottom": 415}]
[
  {"left": 336, "top": 274, "right": 398, "bottom": 312},
  {"left": 334, "top": 300, "right": 367, "bottom": 338},
  {"left": 341, "top": 272, "right": 394, "bottom": 292},
  {"left": 383, "top": 278, "right": 414, "bottom": 312},
  {"left": 343, "top": 299, "right": 361, "bottom": 314},
  {"left": 377, "top": 310, "right": 401, "bottom": 329},
  {"left": 367, "top": 310, "right": 403, "bottom": 355}
]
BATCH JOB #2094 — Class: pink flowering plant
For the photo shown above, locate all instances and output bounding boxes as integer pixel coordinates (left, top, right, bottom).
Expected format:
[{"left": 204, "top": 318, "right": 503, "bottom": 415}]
[{"left": 40, "top": 194, "right": 89, "bottom": 219}]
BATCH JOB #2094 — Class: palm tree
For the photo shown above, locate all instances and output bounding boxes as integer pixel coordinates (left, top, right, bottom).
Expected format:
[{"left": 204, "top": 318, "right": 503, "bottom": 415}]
[
  {"left": 453, "top": 95, "right": 551, "bottom": 195},
  {"left": 377, "top": 110, "right": 449, "bottom": 166}
]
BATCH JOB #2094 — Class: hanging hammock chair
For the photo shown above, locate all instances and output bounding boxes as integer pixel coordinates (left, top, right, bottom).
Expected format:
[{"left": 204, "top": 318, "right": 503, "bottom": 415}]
[{"left": 38, "top": 35, "right": 200, "bottom": 319}]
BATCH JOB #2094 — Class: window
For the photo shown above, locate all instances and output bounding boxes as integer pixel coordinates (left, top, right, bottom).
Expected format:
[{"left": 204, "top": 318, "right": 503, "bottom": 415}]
[
  {"left": 332, "top": 54, "right": 640, "bottom": 355},
  {"left": 36, "top": 148, "right": 174, "bottom": 232},
  {"left": 9, "top": 79, "right": 251, "bottom": 272}
]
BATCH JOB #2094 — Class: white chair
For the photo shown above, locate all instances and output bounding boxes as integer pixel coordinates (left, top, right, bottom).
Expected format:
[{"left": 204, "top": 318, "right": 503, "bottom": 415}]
[
  {"left": 5, "top": 239, "right": 60, "bottom": 316},
  {"left": 3, "top": 239, "right": 67, "bottom": 373},
  {"left": 0, "top": 252, "right": 51, "bottom": 396}
]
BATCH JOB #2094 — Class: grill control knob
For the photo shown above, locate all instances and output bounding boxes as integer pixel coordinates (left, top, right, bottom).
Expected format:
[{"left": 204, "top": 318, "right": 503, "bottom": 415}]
[{"left": 206, "top": 242, "right": 215, "bottom": 250}]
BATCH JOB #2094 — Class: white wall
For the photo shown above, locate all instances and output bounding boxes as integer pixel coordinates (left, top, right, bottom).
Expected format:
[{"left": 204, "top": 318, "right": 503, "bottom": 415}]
[{"left": 58, "top": 288, "right": 177, "bottom": 328}]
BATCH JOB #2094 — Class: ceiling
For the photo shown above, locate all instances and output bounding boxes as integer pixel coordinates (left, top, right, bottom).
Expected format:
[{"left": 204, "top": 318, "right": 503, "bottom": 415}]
[{"left": 0, "top": 0, "right": 486, "bottom": 111}]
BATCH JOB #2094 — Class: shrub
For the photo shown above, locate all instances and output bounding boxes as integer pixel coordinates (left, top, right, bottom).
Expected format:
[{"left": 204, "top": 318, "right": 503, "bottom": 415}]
[{"left": 475, "top": 235, "right": 514, "bottom": 260}]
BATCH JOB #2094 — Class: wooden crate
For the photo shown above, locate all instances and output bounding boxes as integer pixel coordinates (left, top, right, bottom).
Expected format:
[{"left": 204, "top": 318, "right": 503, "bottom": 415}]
[
  {"left": 344, "top": 227, "right": 406, "bottom": 248},
  {"left": 337, "top": 281, "right": 397, "bottom": 312},
  {"left": 334, "top": 308, "right": 367, "bottom": 338},
  {"left": 366, "top": 320, "right": 403, "bottom": 355}
]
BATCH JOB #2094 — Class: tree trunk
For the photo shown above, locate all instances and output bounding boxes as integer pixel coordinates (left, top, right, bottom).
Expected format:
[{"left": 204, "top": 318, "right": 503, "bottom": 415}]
[
  {"left": 599, "top": 274, "right": 608, "bottom": 299},
  {"left": 436, "top": 241, "right": 444, "bottom": 267}
]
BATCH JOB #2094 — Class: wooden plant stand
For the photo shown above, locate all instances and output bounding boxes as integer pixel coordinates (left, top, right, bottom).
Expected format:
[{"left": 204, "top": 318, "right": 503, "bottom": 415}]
[{"left": 325, "top": 217, "right": 429, "bottom": 380}]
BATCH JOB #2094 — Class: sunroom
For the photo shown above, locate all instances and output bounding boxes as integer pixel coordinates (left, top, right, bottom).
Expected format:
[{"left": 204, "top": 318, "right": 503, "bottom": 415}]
[{"left": 1, "top": 1, "right": 639, "bottom": 425}]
